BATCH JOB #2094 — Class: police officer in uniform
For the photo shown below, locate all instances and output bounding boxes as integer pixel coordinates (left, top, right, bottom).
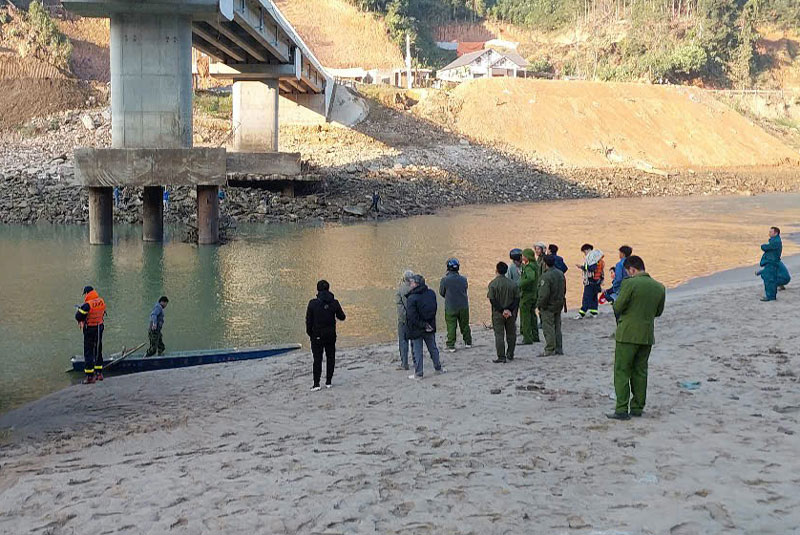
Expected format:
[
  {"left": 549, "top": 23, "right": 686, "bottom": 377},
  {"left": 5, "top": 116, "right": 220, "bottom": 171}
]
[{"left": 75, "top": 286, "right": 106, "bottom": 384}]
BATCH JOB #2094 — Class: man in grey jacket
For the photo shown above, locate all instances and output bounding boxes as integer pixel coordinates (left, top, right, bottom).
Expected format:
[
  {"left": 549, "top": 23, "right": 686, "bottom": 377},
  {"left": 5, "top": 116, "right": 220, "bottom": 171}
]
[
  {"left": 439, "top": 258, "right": 472, "bottom": 352},
  {"left": 396, "top": 270, "right": 415, "bottom": 370},
  {"left": 146, "top": 296, "right": 169, "bottom": 357}
]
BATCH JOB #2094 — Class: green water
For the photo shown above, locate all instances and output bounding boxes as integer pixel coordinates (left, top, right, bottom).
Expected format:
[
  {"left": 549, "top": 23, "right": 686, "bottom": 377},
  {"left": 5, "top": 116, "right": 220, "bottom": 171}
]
[{"left": 1, "top": 193, "right": 799, "bottom": 413}]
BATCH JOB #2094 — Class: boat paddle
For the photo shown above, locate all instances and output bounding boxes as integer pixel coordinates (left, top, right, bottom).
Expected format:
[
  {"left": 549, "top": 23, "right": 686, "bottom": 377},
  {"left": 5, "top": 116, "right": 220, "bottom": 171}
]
[{"left": 103, "top": 342, "right": 147, "bottom": 371}]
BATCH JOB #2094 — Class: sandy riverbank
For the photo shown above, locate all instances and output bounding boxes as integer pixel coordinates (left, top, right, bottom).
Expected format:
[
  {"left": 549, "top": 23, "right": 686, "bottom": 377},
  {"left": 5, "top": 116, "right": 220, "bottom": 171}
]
[{"left": 1, "top": 258, "right": 799, "bottom": 534}]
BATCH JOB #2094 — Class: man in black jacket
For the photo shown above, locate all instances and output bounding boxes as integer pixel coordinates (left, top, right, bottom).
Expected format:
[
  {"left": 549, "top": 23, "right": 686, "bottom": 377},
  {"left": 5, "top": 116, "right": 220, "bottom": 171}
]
[
  {"left": 305, "top": 280, "right": 346, "bottom": 391},
  {"left": 406, "top": 274, "right": 445, "bottom": 379}
]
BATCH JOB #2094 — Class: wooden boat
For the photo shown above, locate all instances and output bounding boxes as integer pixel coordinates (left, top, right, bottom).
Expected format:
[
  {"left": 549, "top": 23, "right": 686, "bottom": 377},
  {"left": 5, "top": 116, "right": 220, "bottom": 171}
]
[{"left": 70, "top": 344, "right": 301, "bottom": 374}]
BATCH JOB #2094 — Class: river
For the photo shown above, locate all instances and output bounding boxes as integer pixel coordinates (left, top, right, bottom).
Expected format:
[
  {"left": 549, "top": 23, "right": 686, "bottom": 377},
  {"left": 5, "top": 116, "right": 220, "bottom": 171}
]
[{"left": 1, "top": 193, "right": 798, "bottom": 413}]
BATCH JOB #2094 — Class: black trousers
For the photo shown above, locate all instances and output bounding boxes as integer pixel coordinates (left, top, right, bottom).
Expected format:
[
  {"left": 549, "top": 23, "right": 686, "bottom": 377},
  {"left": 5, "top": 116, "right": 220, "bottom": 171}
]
[
  {"left": 311, "top": 335, "right": 336, "bottom": 386},
  {"left": 83, "top": 324, "right": 104, "bottom": 374}
]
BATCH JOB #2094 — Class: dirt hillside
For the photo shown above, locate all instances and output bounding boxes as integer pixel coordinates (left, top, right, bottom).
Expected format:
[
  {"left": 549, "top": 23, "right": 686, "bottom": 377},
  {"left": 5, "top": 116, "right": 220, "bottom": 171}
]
[
  {"left": 274, "top": 0, "right": 403, "bottom": 69},
  {"left": 415, "top": 77, "right": 800, "bottom": 168}
]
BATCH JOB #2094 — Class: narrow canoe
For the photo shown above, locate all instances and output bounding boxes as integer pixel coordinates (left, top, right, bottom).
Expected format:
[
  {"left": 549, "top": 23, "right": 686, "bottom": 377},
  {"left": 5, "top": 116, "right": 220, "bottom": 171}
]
[{"left": 70, "top": 344, "right": 301, "bottom": 374}]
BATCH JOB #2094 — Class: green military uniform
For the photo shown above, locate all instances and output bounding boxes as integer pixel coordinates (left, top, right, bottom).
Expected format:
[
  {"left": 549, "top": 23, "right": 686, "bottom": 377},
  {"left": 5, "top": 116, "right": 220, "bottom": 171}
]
[
  {"left": 519, "top": 249, "right": 540, "bottom": 343},
  {"left": 537, "top": 265, "right": 566, "bottom": 355},
  {"left": 612, "top": 272, "right": 666, "bottom": 415},
  {"left": 487, "top": 274, "right": 521, "bottom": 361}
]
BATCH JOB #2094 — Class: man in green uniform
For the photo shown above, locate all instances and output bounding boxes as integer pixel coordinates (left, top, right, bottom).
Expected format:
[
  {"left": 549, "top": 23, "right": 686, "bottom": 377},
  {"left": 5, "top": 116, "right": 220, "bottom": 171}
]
[
  {"left": 487, "top": 262, "right": 521, "bottom": 363},
  {"left": 519, "top": 248, "right": 540, "bottom": 344},
  {"left": 608, "top": 255, "right": 666, "bottom": 420},
  {"left": 537, "top": 255, "right": 566, "bottom": 356}
]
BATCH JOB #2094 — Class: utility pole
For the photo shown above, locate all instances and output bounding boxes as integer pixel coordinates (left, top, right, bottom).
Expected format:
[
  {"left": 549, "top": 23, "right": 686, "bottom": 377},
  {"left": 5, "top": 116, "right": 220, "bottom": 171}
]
[{"left": 405, "top": 32, "right": 412, "bottom": 90}]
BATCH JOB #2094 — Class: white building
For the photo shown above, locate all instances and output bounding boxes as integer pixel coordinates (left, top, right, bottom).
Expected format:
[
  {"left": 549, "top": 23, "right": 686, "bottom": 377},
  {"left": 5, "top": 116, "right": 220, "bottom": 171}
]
[{"left": 437, "top": 49, "right": 529, "bottom": 83}]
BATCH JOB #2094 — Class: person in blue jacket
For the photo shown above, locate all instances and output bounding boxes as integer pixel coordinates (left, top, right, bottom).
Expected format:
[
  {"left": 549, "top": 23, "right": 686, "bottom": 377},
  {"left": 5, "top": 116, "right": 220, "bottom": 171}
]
[
  {"left": 605, "top": 245, "right": 633, "bottom": 304},
  {"left": 547, "top": 244, "right": 569, "bottom": 274},
  {"left": 757, "top": 227, "right": 783, "bottom": 301}
]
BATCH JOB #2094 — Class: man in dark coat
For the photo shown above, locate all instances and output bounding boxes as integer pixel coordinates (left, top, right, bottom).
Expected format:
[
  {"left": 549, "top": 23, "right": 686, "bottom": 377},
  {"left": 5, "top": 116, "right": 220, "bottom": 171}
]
[
  {"left": 305, "top": 280, "right": 346, "bottom": 390},
  {"left": 406, "top": 274, "right": 445, "bottom": 379}
]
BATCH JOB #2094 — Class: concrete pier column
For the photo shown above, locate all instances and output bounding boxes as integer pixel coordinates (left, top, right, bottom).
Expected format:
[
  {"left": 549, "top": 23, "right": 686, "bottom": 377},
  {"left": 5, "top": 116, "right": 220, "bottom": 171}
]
[
  {"left": 142, "top": 186, "right": 164, "bottom": 242},
  {"left": 232, "top": 80, "right": 279, "bottom": 152},
  {"left": 197, "top": 185, "right": 219, "bottom": 245},
  {"left": 88, "top": 187, "right": 113, "bottom": 245},
  {"left": 110, "top": 12, "right": 192, "bottom": 242}
]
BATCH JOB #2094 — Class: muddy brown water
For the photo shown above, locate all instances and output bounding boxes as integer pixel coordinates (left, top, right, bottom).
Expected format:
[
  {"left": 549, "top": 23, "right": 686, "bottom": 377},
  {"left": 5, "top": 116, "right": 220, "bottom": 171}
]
[{"left": 1, "top": 193, "right": 798, "bottom": 413}]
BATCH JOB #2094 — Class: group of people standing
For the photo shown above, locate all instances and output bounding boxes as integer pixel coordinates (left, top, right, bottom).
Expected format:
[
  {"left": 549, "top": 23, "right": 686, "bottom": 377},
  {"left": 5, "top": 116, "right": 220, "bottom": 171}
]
[{"left": 389, "top": 241, "right": 667, "bottom": 420}]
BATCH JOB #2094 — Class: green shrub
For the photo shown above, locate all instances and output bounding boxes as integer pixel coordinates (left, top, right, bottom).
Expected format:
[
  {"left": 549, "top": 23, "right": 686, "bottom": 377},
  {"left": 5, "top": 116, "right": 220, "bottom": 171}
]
[
  {"left": 528, "top": 56, "right": 554, "bottom": 74},
  {"left": 27, "top": 1, "right": 72, "bottom": 71}
]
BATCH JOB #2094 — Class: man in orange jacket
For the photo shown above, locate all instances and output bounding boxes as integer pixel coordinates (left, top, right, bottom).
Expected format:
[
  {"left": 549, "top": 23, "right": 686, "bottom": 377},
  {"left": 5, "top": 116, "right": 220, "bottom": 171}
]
[{"left": 75, "top": 286, "right": 106, "bottom": 384}]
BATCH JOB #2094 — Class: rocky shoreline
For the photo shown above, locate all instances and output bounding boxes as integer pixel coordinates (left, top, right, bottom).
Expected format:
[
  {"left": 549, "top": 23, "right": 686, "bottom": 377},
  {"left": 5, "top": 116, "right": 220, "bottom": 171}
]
[{"left": 2, "top": 107, "right": 800, "bottom": 227}]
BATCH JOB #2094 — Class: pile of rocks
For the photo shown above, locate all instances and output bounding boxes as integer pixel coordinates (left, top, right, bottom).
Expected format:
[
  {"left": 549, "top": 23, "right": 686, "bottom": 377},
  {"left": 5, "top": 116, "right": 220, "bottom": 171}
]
[{"left": 2, "top": 101, "right": 799, "bottom": 228}]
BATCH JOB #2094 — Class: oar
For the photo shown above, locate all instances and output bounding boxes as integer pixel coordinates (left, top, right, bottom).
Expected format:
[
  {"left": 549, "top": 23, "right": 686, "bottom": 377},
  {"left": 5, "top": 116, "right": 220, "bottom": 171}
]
[{"left": 103, "top": 342, "right": 146, "bottom": 371}]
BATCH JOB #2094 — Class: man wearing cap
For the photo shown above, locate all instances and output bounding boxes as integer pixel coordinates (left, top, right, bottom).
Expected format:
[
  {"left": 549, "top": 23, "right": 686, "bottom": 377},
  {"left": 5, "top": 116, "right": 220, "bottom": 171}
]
[
  {"left": 507, "top": 249, "right": 523, "bottom": 285},
  {"left": 439, "top": 258, "right": 472, "bottom": 353},
  {"left": 74, "top": 286, "right": 106, "bottom": 384},
  {"left": 519, "top": 248, "right": 541, "bottom": 344}
]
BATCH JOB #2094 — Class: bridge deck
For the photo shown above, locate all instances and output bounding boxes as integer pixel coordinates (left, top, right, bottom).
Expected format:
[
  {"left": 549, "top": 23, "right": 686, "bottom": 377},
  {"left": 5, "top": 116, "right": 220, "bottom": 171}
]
[{"left": 63, "top": 0, "right": 330, "bottom": 96}]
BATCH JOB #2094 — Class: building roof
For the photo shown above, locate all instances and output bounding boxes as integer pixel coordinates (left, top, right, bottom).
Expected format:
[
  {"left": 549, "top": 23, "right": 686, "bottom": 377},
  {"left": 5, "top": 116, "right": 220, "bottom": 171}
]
[
  {"left": 439, "top": 49, "right": 529, "bottom": 72},
  {"left": 499, "top": 51, "right": 529, "bottom": 68},
  {"left": 439, "top": 50, "right": 490, "bottom": 72},
  {"left": 457, "top": 41, "right": 485, "bottom": 57}
]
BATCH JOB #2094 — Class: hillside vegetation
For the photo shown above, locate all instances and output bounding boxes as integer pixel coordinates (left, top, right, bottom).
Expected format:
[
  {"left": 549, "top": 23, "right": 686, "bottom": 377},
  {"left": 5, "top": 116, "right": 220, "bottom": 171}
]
[{"left": 348, "top": 0, "right": 800, "bottom": 88}]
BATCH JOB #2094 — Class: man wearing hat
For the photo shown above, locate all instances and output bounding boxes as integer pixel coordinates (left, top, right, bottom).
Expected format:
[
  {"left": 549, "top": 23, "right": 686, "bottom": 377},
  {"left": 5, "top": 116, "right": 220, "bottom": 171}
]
[
  {"left": 519, "top": 249, "right": 541, "bottom": 344},
  {"left": 439, "top": 258, "right": 472, "bottom": 352},
  {"left": 74, "top": 286, "right": 106, "bottom": 384}
]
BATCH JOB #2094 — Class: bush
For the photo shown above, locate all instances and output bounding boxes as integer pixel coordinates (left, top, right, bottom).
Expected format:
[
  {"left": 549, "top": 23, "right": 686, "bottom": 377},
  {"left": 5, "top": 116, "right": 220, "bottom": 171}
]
[
  {"left": 528, "top": 56, "right": 554, "bottom": 74},
  {"left": 26, "top": 1, "right": 72, "bottom": 71},
  {"left": 669, "top": 43, "right": 708, "bottom": 77}
]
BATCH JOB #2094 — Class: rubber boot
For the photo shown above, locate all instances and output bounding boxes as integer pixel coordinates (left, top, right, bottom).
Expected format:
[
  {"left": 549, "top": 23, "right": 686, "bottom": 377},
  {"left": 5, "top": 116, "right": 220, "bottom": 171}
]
[
  {"left": 82, "top": 374, "right": 96, "bottom": 385},
  {"left": 95, "top": 372, "right": 104, "bottom": 381}
]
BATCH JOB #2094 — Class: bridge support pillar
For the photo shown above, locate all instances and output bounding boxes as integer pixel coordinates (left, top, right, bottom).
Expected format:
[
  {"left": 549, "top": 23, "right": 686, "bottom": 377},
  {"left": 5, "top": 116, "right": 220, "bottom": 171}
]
[
  {"left": 88, "top": 187, "right": 113, "bottom": 245},
  {"left": 197, "top": 185, "right": 220, "bottom": 245},
  {"left": 232, "top": 80, "right": 279, "bottom": 152},
  {"left": 109, "top": 12, "right": 193, "bottom": 243}
]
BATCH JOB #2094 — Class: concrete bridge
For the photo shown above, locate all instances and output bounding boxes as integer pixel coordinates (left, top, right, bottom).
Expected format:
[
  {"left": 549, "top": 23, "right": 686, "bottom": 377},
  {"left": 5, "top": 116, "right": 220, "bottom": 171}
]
[{"left": 63, "top": 0, "right": 332, "bottom": 244}]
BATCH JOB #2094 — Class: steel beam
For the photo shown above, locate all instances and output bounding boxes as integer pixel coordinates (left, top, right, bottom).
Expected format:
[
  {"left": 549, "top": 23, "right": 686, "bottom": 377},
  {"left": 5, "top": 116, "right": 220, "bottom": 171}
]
[
  {"left": 207, "top": 19, "right": 267, "bottom": 62},
  {"left": 192, "top": 24, "right": 246, "bottom": 62}
]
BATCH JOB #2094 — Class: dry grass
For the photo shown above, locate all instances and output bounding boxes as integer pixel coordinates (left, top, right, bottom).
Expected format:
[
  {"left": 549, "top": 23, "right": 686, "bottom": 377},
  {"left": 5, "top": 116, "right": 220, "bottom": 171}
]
[
  {"left": 57, "top": 16, "right": 109, "bottom": 81},
  {"left": 415, "top": 77, "right": 800, "bottom": 168},
  {"left": 274, "top": 0, "right": 403, "bottom": 69}
]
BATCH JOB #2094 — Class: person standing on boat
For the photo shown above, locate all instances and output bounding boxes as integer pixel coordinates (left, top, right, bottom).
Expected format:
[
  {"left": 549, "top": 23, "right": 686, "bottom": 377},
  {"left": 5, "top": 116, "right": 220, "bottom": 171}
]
[
  {"left": 74, "top": 286, "right": 106, "bottom": 384},
  {"left": 146, "top": 296, "right": 169, "bottom": 357},
  {"left": 306, "top": 280, "right": 346, "bottom": 391}
]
